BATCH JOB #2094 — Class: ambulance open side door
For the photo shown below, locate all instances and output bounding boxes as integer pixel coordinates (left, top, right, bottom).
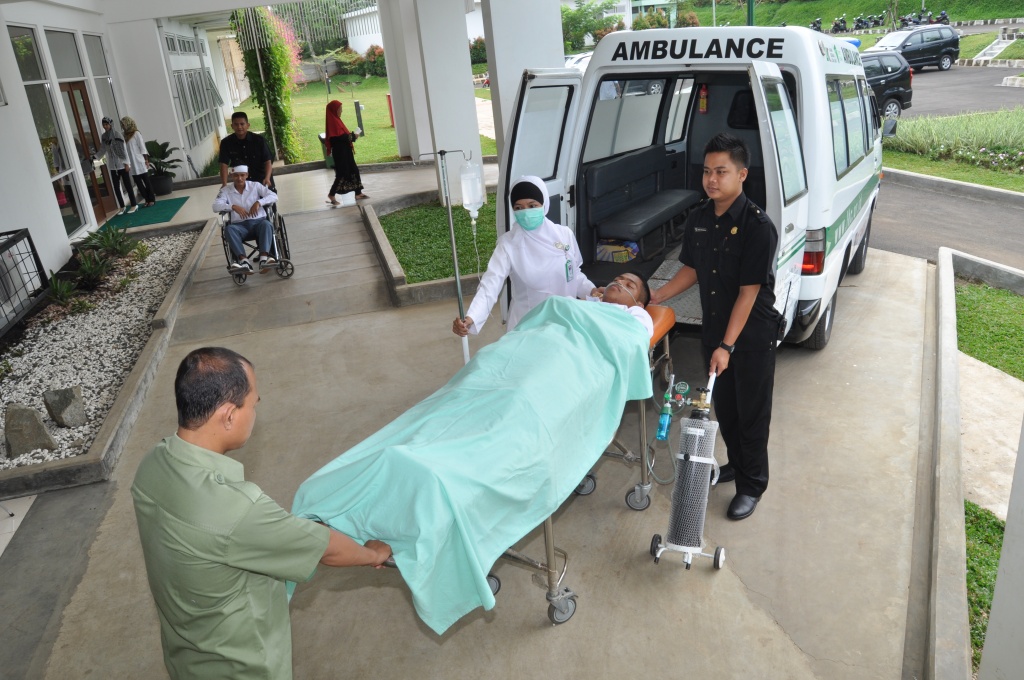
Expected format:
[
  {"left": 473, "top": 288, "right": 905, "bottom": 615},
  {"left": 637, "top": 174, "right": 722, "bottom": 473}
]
[
  {"left": 497, "top": 68, "right": 584, "bottom": 323},
  {"left": 747, "top": 61, "right": 809, "bottom": 336}
]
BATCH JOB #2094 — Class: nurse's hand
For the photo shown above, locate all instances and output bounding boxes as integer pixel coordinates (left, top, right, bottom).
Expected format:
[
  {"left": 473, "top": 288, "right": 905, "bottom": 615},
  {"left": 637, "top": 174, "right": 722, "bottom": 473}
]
[
  {"left": 453, "top": 316, "right": 473, "bottom": 337},
  {"left": 591, "top": 287, "right": 605, "bottom": 298}
]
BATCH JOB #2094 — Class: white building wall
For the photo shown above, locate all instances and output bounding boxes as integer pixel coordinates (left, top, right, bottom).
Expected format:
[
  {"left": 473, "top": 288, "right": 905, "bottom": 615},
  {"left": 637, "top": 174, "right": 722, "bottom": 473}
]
[{"left": 465, "top": 2, "right": 485, "bottom": 41}]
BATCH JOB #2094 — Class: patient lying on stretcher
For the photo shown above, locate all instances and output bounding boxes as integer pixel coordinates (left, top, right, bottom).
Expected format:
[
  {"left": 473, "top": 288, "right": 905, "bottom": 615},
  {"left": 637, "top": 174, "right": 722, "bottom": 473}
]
[
  {"left": 591, "top": 272, "right": 654, "bottom": 339},
  {"left": 291, "top": 294, "right": 654, "bottom": 635}
]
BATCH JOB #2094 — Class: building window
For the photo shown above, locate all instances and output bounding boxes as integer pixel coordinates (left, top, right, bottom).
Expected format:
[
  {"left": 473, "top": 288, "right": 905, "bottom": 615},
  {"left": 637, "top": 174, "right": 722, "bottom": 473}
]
[
  {"left": 173, "top": 68, "right": 218, "bottom": 150},
  {"left": 44, "top": 30, "right": 85, "bottom": 79},
  {"left": 165, "top": 35, "right": 177, "bottom": 53},
  {"left": 83, "top": 34, "right": 118, "bottom": 121}
]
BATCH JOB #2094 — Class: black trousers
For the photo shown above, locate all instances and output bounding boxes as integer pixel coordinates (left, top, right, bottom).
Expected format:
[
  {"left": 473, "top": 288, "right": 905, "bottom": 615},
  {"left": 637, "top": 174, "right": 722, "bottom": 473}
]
[
  {"left": 132, "top": 173, "right": 156, "bottom": 205},
  {"left": 702, "top": 344, "right": 776, "bottom": 497},
  {"left": 111, "top": 168, "right": 136, "bottom": 208}
]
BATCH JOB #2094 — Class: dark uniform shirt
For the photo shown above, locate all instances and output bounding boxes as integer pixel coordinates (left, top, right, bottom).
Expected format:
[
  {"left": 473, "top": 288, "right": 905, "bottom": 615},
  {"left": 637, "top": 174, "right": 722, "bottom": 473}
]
[
  {"left": 219, "top": 132, "right": 272, "bottom": 183},
  {"left": 679, "top": 193, "right": 782, "bottom": 351}
]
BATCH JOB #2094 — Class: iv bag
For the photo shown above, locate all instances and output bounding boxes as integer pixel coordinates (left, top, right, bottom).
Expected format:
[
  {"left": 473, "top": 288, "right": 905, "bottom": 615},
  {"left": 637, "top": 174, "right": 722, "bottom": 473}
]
[{"left": 460, "top": 160, "right": 485, "bottom": 219}]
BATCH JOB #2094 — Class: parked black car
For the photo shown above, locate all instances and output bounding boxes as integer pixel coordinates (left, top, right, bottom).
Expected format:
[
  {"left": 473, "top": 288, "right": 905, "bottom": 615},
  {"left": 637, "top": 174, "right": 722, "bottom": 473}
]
[
  {"left": 865, "top": 25, "right": 960, "bottom": 71},
  {"left": 861, "top": 51, "right": 913, "bottom": 119}
]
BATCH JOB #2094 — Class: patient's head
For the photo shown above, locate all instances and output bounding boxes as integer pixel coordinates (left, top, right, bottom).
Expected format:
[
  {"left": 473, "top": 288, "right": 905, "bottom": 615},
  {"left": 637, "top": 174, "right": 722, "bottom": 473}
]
[{"left": 603, "top": 273, "right": 650, "bottom": 308}]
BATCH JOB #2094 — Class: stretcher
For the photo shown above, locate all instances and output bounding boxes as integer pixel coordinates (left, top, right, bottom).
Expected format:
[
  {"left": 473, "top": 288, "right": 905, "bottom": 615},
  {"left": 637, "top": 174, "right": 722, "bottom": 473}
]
[
  {"left": 290, "top": 296, "right": 653, "bottom": 634},
  {"left": 583, "top": 305, "right": 676, "bottom": 510}
]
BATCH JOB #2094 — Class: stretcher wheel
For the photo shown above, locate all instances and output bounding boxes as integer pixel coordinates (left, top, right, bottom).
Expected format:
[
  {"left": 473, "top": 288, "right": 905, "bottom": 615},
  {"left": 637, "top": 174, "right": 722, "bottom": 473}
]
[
  {"left": 714, "top": 547, "right": 726, "bottom": 570},
  {"left": 547, "top": 597, "right": 577, "bottom": 625},
  {"left": 650, "top": 534, "right": 661, "bottom": 558},
  {"left": 486, "top": 574, "right": 501, "bottom": 595},
  {"left": 276, "top": 260, "right": 295, "bottom": 278},
  {"left": 232, "top": 272, "right": 247, "bottom": 286},
  {"left": 574, "top": 474, "right": 596, "bottom": 496},
  {"left": 625, "top": 488, "right": 651, "bottom": 511}
]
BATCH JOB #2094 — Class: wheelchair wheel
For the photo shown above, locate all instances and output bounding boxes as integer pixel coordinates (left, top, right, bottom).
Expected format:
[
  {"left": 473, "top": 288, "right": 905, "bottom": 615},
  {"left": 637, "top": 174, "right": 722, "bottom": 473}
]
[
  {"left": 232, "top": 272, "right": 247, "bottom": 286},
  {"left": 274, "top": 215, "right": 291, "bottom": 260},
  {"left": 276, "top": 260, "right": 295, "bottom": 278}
]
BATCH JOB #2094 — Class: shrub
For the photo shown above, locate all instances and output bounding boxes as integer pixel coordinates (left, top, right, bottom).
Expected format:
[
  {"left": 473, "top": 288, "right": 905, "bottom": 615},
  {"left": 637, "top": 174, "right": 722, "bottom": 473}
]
[
  {"left": 76, "top": 250, "right": 113, "bottom": 290},
  {"left": 48, "top": 270, "right": 76, "bottom": 306},
  {"left": 80, "top": 227, "right": 135, "bottom": 258},
  {"left": 131, "top": 241, "right": 152, "bottom": 262},
  {"left": 469, "top": 37, "right": 488, "bottom": 64},
  {"left": 594, "top": 19, "right": 626, "bottom": 43},
  {"left": 333, "top": 47, "right": 364, "bottom": 75},
  {"left": 69, "top": 298, "right": 96, "bottom": 315},
  {"left": 363, "top": 45, "right": 387, "bottom": 78},
  {"left": 678, "top": 11, "right": 700, "bottom": 27}
]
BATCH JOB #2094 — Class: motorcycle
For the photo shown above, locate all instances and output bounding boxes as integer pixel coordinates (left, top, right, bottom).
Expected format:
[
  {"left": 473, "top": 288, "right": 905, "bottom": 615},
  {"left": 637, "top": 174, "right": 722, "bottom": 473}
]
[
  {"left": 938, "top": 10, "right": 950, "bottom": 24},
  {"left": 854, "top": 14, "right": 870, "bottom": 30},
  {"left": 830, "top": 14, "right": 848, "bottom": 34},
  {"left": 809, "top": 17, "right": 823, "bottom": 32}
]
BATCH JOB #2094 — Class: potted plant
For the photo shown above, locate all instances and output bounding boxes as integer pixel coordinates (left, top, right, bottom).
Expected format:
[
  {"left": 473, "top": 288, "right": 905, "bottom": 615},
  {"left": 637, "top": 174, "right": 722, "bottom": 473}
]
[{"left": 145, "top": 140, "right": 182, "bottom": 196}]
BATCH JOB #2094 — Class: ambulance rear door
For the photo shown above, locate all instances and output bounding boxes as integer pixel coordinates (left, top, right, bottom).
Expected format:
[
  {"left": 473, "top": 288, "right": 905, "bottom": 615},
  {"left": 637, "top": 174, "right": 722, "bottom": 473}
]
[
  {"left": 747, "top": 60, "right": 809, "bottom": 334},
  {"left": 499, "top": 69, "right": 584, "bottom": 235}
]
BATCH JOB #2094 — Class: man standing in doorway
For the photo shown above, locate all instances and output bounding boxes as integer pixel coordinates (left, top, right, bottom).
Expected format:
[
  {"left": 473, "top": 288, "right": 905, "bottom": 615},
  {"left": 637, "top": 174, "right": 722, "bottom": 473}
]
[
  {"left": 219, "top": 111, "right": 274, "bottom": 190},
  {"left": 651, "top": 133, "right": 783, "bottom": 521},
  {"left": 132, "top": 347, "right": 391, "bottom": 679}
]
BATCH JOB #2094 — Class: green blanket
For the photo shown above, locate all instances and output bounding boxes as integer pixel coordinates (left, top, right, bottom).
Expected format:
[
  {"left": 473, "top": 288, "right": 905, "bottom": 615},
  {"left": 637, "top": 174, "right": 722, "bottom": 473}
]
[{"left": 291, "top": 297, "right": 653, "bottom": 634}]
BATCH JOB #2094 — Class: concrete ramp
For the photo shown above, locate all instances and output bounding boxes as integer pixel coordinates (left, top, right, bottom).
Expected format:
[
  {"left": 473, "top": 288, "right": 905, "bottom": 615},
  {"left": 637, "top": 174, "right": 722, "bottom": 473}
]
[{"left": 171, "top": 207, "right": 390, "bottom": 344}]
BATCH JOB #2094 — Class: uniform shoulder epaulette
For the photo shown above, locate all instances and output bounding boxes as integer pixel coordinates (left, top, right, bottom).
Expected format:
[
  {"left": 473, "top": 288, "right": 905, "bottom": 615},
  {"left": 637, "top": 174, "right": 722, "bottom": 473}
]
[{"left": 748, "top": 205, "right": 771, "bottom": 223}]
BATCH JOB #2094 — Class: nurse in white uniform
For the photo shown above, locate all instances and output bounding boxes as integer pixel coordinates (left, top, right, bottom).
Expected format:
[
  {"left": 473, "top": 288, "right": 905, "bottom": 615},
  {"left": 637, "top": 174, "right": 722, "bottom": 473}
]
[{"left": 453, "top": 176, "right": 598, "bottom": 336}]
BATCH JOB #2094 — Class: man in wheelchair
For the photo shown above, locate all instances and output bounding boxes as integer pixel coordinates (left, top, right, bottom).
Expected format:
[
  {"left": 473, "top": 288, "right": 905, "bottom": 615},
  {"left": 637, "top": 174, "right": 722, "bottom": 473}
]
[{"left": 213, "top": 165, "right": 278, "bottom": 274}]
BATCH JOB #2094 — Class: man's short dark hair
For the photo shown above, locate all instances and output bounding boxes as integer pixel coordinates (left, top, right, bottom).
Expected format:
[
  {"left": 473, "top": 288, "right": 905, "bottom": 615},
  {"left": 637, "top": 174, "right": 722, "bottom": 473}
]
[
  {"left": 175, "top": 347, "right": 253, "bottom": 430},
  {"left": 704, "top": 133, "right": 749, "bottom": 169},
  {"left": 231, "top": 111, "right": 249, "bottom": 123},
  {"left": 623, "top": 272, "right": 651, "bottom": 306}
]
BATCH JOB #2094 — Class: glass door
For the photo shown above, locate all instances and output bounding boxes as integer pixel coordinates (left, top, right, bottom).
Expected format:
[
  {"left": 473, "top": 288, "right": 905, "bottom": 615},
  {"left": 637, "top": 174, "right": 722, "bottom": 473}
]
[{"left": 59, "top": 81, "right": 117, "bottom": 224}]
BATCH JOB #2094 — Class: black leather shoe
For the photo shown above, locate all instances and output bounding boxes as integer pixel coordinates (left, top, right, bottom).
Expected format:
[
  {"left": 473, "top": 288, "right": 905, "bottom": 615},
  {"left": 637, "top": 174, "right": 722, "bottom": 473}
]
[
  {"left": 727, "top": 493, "right": 760, "bottom": 520},
  {"left": 715, "top": 464, "right": 735, "bottom": 484}
]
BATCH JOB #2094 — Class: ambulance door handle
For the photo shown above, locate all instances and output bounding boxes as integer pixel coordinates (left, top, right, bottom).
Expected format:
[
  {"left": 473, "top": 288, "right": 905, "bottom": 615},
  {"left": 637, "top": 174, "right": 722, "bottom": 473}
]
[{"left": 785, "top": 223, "right": 794, "bottom": 233}]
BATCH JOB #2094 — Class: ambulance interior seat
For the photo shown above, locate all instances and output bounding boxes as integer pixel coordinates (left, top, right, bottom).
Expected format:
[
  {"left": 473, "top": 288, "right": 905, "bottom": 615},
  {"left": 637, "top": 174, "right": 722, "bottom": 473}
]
[
  {"left": 582, "top": 145, "right": 700, "bottom": 267},
  {"left": 687, "top": 78, "right": 767, "bottom": 213}
]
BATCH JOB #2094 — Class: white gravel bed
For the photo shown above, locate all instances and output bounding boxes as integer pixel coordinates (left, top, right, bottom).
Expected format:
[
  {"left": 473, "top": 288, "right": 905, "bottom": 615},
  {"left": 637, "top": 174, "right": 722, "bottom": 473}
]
[{"left": 0, "top": 231, "right": 199, "bottom": 471}]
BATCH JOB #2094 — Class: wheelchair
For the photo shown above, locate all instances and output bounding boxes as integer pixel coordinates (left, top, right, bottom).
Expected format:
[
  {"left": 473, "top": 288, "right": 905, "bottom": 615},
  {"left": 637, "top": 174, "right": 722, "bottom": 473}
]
[{"left": 219, "top": 203, "right": 294, "bottom": 286}]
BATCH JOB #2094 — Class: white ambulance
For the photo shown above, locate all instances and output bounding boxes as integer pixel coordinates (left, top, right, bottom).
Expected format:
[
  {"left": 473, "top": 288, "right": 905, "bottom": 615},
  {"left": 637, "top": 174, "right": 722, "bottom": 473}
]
[{"left": 498, "top": 26, "right": 895, "bottom": 349}]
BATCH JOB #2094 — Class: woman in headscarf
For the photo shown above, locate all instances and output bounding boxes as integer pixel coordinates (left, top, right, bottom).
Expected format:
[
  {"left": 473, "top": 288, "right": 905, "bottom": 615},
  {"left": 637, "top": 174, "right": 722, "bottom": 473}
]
[
  {"left": 121, "top": 116, "right": 157, "bottom": 207},
  {"left": 97, "top": 117, "right": 137, "bottom": 215},
  {"left": 453, "top": 176, "right": 598, "bottom": 336},
  {"left": 324, "top": 100, "right": 368, "bottom": 205}
]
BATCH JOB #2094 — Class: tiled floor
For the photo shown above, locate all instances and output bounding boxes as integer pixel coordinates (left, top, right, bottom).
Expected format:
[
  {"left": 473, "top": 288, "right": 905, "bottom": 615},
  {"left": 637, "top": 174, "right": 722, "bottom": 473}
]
[{"left": 0, "top": 495, "right": 35, "bottom": 558}]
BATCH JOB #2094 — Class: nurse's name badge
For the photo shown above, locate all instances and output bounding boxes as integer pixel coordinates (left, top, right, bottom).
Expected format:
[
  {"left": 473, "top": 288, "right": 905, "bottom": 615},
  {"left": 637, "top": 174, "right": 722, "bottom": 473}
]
[
  {"left": 730, "top": 226, "right": 738, "bottom": 235},
  {"left": 565, "top": 259, "right": 574, "bottom": 282}
]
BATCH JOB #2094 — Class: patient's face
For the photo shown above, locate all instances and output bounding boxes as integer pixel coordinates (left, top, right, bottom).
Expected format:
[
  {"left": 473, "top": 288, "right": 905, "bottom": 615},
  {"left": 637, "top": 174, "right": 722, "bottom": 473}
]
[{"left": 604, "top": 273, "right": 644, "bottom": 307}]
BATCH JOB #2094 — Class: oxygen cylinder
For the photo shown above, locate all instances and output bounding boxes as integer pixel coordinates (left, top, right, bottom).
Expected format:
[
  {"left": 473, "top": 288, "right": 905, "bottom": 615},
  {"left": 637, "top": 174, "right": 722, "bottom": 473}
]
[
  {"left": 460, "top": 159, "right": 485, "bottom": 221},
  {"left": 656, "top": 399, "right": 672, "bottom": 441}
]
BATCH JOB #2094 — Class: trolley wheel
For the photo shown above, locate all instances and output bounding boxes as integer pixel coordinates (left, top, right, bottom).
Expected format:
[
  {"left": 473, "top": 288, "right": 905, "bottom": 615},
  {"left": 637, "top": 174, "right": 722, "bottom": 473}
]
[
  {"left": 650, "top": 534, "right": 661, "bottom": 558},
  {"left": 714, "top": 546, "right": 726, "bottom": 570},
  {"left": 486, "top": 574, "right": 501, "bottom": 595},
  {"left": 625, "top": 488, "right": 651, "bottom": 511},
  {"left": 232, "top": 273, "right": 247, "bottom": 286},
  {"left": 276, "top": 260, "right": 295, "bottom": 278},
  {"left": 574, "top": 474, "right": 596, "bottom": 496},
  {"left": 547, "top": 597, "right": 577, "bottom": 625}
]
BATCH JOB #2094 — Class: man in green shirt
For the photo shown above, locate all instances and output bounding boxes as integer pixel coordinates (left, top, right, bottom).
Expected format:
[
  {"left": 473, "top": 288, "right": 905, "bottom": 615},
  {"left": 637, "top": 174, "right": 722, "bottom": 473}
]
[{"left": 132, "top": 347, "right": 391, "bottom": 680}]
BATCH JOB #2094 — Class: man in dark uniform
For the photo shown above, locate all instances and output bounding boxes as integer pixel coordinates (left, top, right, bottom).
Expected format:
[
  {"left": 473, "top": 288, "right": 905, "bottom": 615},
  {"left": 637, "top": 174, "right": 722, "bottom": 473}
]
[
  {"left": 219, "top": 111, "right": 275, "bottom": 190},
  {"left": 651, "top": 133, "right": 782, "bottom": 521}
]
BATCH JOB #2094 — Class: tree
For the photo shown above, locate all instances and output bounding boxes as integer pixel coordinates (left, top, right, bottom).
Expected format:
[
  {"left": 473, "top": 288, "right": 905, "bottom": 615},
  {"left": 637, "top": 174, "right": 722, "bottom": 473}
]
[
  {"left": 633, "top": 8, "right": 670, "bottom": 31},
  {"left": 561, "top": 0, "right": 621, "bottom": 53}
]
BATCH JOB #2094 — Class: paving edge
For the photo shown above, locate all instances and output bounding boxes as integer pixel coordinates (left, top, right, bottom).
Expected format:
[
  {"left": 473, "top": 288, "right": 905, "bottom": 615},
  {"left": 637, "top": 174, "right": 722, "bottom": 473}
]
[
  {"left": 929, "top": 249, "right": 1024, "bottom": 677},
  {"left": 882, "top": 167, "right": 1024, "bottom": 208},
  {"left": 0, "top": 218, "right": 219, "bottom": 498}
]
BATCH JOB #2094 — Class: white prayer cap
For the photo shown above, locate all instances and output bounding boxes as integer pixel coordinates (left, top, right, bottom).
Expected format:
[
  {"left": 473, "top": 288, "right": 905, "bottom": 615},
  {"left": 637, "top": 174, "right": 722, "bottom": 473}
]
[{"left": 231, "top": 165, "right": 249, "bottom": 175}]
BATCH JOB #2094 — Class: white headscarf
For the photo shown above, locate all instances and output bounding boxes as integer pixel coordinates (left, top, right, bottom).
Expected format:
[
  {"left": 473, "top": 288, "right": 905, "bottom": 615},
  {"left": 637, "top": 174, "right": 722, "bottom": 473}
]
[{"left": 510, "top": 175, "right": 569, "bottom": 253}]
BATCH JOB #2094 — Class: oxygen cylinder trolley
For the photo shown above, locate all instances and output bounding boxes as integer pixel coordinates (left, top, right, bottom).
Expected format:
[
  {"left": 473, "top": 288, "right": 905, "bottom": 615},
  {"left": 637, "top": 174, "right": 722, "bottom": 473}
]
[{"left": 651, "top": 374, "right": 726, "bottom": 570}]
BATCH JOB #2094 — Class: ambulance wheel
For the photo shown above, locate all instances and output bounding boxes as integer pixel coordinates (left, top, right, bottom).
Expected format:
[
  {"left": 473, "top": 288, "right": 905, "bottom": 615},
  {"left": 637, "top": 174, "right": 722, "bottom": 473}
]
[
  {"left": 847, "top": 217, "right": 871, "bottom": 275},
  {"left": 714, "top": 547, "right": 726, "bottom": 569},
  {"left": 802, "top": 291, "right": 836, "bottom": 350},
  {"left": 232, "top": 273, "right": 247, "bottom": 286},
  {"left": 625, "top": 488, "right": 651, "bottom": 511},
  {"left": 547, "top": 597, "right": 577, "bottom": 625},
  {"left": 486, "top": 574, "right": 501, "bottom": 595},
  {"left": 651, "top": 534, "right": 662, "bottom": 558},
  {"left": 575, "top": 474, "right": 597, "bottom": 496}
]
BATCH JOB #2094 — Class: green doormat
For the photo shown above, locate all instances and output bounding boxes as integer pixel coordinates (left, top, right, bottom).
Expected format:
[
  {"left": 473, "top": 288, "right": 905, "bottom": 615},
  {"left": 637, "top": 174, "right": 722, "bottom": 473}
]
[{"left": 102, "top": 196, "right": 189, "bottom": 230}]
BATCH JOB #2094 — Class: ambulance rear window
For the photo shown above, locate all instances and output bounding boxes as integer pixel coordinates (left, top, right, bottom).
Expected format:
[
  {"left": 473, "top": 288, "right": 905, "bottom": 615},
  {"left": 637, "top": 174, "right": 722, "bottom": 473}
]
[{"left": 583, "top": 77, "right": 667, "bottom": 163}]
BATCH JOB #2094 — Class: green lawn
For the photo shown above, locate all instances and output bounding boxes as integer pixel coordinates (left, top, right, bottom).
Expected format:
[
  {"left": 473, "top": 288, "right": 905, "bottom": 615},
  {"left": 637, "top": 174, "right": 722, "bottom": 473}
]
[
  {"left": 235, "top": 77, "right": 497, "bottom": 164},
  {"left": 999, "top": 40, "right": 1024, "bottom": 60},
  {"left": 955, "top": 280, "right": 1024, "bottom": 382},
  {"left": 959, "top": 32, "right": 999, "bottom": 59},
  {"left": 883, "top": 149, "right": 1024, "bottom": 193},
  {"left": 690, "top": 0, "right": 1023, "bottom": 29},
  {"left": 474, "top": 88, "right": 492, "bottom": 101},
  {"left": 964, "top": 500, "right": 1005, "bottom": 671}
]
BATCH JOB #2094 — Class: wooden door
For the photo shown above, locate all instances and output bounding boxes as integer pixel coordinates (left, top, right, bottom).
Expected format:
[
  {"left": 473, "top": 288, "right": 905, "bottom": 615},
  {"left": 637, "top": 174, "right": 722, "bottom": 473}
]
[{"left": 59, "top": 81, "right": 117, "bottom": 224}]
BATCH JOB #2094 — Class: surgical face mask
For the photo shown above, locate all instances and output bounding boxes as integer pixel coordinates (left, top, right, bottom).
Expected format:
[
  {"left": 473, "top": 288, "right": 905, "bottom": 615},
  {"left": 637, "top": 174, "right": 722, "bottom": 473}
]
[{"left": 514, "top": 207, "right": 545, "bottom": 230}]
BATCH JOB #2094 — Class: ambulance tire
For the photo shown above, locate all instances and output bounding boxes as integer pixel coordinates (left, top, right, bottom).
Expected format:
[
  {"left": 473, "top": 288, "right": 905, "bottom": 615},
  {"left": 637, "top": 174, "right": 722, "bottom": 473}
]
[
  {"left": 803, "top": 291, "right": 836, "bottom": 350},
  {"left": 848, "top": 219, "right": 870, "bottom": 275}
]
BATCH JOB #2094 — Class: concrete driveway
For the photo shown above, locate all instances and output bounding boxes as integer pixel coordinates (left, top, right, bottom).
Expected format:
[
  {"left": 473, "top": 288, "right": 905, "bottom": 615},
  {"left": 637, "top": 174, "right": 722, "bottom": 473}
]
[{"left": 904, "top": 65, "right": 1024, "bottom": 118}]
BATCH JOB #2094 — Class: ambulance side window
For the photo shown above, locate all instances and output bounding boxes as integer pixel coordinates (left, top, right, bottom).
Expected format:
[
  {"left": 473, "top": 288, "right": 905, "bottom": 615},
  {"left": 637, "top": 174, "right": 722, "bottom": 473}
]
[
  {"left": 582, "top": 78, "right": 666, "bottom": 163},
  {"left": 664, "top": 77, "right": 695, "bottom": 144},
  {"left": 510, "top": 85, "right": 573, "bottom": 181},
  {"left": 828, "top": 77, "right": 870, "bottom": 177},
  {"left": 828, "top": 80, "right": 849, "bottom": 175}
]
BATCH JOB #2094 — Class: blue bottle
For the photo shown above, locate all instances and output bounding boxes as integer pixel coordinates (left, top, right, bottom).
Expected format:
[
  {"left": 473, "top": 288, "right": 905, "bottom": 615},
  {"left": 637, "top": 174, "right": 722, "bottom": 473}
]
[{"left": 656, "top": 401, "right": 672, "bottom": 441}]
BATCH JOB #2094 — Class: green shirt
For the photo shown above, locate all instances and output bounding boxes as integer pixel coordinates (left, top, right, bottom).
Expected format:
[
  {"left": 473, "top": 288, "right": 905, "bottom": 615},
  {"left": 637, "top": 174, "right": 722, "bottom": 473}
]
[{"left": 131, "top": 435, "right": 329, "bottom": 680}]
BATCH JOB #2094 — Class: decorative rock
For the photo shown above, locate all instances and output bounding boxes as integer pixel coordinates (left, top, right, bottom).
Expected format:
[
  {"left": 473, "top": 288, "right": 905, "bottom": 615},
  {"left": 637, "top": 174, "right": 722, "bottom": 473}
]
[
  {"left": 4, "top": 402, "right": 57, "bottom": 458},
  {"left": 43, "top": 386, "right": 87, "bottom": 428}
]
